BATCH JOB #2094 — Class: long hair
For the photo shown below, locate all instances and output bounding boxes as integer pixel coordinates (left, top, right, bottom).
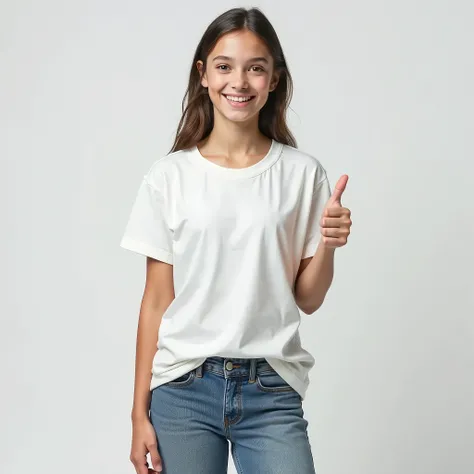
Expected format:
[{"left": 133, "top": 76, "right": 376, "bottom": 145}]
[{"left": 168, "top": 7, "right": 297, "bottom": 154}]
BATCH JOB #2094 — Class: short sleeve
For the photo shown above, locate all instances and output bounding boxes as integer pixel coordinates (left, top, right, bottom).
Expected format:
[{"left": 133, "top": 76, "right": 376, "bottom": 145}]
[
  {"left": 120, "top": 176, "right": 173, "bottom": 264},
  {"left": 301, "top": 177, "right": 332, "bottom": 259}
]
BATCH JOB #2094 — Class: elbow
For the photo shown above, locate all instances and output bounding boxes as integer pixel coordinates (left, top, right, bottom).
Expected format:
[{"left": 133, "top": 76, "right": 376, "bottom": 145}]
[{"left": 297, "top": 299, "right": 323, "bottom": 315}]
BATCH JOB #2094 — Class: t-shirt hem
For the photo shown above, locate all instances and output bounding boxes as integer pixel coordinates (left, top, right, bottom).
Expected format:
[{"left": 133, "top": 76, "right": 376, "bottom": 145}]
[
  {"left": 301, "top": 239, "right": 320, "bottom": 259},
  {"left": 150, "top": 358, "right": 207, "bottom": 391},
  {"left": 265, "top": 357, "right": 309, "bottom": 400},
  {"left": 120, "top": 236, "right": 173, "bottom": 264},
  {"left": 149, "top": 357, "right": 309, "bottom": 400}
]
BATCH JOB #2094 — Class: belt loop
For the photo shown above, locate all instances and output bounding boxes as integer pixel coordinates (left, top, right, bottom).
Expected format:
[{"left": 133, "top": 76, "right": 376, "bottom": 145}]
[
  {"left": 196, "top": 362, "right": 203, "bottom": 378},
  {"left": 248, "top": 359, "right": 257, "bottom": 383}
]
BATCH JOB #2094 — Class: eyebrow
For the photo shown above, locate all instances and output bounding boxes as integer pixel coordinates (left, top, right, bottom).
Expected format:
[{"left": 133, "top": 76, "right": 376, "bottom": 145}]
[{"left": 211, "top": 55, "right": 269, "bottom": 64}]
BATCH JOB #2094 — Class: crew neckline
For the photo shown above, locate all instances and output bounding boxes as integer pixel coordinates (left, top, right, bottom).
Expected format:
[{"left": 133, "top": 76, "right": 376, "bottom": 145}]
[{"left": 189, "top": 138, "right": 283, "bottom": 179}]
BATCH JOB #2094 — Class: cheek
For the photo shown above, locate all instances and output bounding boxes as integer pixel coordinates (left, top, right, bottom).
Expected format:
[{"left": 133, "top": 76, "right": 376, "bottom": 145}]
[
  {"left": 207, "top": 73, "right": 226, "bottom": 92},
  {"left": 252, "top": 76, "right": 271, "bottom": 93}
]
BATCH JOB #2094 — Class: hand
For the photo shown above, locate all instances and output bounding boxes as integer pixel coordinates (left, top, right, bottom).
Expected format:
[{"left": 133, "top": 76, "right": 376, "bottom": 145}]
[
  {"left": 320, "top": 174, "right": 352, "bottom": 249},
  {"left": 130, "top": 417, "right": 163, "bottom": 473}
]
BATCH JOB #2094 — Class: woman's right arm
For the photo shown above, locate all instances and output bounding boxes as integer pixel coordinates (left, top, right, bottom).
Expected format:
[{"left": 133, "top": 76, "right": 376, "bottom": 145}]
[{"left": 131, "top": 256, "right": 174, "bottom": 422}]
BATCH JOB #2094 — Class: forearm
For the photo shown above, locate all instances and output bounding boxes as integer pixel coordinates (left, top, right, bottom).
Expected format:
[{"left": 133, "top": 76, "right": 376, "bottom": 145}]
[
  {"left": 131, "top": 303, "right": 167, "bottom": 421},
  {"left": 295, "top": 239, "right": 336, "bottom": 314}
]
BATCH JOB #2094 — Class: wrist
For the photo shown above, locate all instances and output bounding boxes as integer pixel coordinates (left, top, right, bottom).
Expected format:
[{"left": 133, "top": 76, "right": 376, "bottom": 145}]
[
  {"left": 131, "top": 406, "right": 150, "bottom": 422},
  {"left": 131, "top": 413, "right": 149, "bottom": 423},
  {"left": 318, "top": 238, "right": 337, "bottom": 254}
]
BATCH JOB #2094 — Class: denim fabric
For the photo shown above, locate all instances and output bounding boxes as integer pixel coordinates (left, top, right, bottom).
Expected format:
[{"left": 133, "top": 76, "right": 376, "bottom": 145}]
[{"left": 149, "top": 356, "right": 316, "bottom": 473}]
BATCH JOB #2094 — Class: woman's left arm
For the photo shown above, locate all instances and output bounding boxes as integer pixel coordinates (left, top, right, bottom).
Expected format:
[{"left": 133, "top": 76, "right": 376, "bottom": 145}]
[{"left": 294, "top": 175, "right": 352, "bottom": 314}]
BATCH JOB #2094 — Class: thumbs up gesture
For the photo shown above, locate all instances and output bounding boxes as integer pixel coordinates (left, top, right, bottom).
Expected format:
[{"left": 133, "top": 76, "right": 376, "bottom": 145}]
[{"left": 320, "top": 175, "right": 352, "bottom": 249}]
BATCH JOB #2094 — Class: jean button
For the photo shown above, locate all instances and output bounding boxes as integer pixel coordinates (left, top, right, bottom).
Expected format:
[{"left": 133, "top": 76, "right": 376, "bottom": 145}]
[{"left": 225, "top": 361, "right": 233, "bottom": 370}]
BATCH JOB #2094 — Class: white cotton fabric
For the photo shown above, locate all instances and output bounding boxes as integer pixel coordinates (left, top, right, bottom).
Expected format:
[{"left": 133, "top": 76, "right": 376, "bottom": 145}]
[{"left": 120, "top": 139, "right": 331, "bottom": 400}]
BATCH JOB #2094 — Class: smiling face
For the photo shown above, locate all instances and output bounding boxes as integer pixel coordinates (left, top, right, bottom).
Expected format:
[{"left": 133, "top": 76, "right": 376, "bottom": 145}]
[{"left": 197, "top": 29, "right": 279, "bottom": 124}]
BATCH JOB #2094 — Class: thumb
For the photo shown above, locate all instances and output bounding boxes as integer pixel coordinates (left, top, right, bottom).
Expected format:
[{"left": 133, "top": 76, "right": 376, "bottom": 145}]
[
  {"left": 147, "top": 441, "right": 162, "bottom": 473},
  {"left": 328, "top": 174, "right": 348, "bottom": 206}
]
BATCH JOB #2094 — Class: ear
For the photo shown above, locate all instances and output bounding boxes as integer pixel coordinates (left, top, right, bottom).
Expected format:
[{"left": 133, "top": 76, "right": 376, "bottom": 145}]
[
  {"left": 269, "top": 70, "right": 280, "bottom": 92},
  {"left": 196, "top": 60, "right": 208, "bottom": 88}
]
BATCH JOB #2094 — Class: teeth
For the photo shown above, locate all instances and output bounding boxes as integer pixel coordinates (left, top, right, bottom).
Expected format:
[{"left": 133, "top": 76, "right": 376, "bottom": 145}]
[{"left": 226, "top": 95, "right": 252, "bottom": 102}]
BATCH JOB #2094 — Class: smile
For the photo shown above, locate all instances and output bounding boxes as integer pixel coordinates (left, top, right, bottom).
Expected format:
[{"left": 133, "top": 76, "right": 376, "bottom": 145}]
[{"left": 222, "top": 94, "right": 256, "bottom": 107}]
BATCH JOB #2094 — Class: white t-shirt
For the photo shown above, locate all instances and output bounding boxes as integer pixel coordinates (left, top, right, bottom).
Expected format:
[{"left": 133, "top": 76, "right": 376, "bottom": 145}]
[{"left": 120, "top": 139, "right": 331, "bottom": 400}]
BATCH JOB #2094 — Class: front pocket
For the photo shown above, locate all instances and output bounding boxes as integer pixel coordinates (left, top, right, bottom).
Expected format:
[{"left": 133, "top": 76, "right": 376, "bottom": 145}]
[
  {"left": 256, "top": 371, "right": 295, "bottom": 393},
  {"left": 165, "top": 370, "right": 195, "bottom": 388}
]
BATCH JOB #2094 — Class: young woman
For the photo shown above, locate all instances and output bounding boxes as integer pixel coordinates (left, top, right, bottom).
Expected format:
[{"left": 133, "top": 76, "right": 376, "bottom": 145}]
[{"left": 121, "top": 7, "right": 352, "bottom": 474}]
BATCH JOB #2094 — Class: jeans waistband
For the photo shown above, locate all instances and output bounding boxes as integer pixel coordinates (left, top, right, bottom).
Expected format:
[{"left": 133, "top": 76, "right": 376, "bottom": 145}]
[{"left": 195, "top": 356, "right": 275, "bottom": 383}]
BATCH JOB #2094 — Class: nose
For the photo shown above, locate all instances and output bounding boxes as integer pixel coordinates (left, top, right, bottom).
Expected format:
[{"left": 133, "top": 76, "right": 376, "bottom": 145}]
[{"left": 231, "top": 69, "right": 249, "bottom": 90}]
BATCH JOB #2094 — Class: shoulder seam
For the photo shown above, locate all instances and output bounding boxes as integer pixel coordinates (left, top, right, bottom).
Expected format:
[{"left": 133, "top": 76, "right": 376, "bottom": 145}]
[
  {"left": 143, "top": 175, "right": 163, "bottom": 194},
  {"left": 312, "top": 176, "right": 329, "bottom": 195}
]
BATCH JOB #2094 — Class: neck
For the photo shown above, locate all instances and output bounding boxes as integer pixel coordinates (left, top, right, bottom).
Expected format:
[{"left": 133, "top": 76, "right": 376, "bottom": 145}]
[{"left": 202, "top": 112, "right": 268, "bottom": 156}]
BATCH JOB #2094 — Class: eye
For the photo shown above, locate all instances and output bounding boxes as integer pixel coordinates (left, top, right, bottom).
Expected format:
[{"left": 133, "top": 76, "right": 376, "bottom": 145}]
[
  {"left": 217, "top": 64, "right": 230, "bottom": 71},
  {"left": 251, "top": 66, "right": 265, "bottom": 72}
]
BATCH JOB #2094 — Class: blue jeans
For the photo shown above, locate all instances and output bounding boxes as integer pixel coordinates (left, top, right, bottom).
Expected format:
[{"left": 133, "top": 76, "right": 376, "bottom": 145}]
[{"left": 149, "top": 356, "right": 316, "bottom": 473}]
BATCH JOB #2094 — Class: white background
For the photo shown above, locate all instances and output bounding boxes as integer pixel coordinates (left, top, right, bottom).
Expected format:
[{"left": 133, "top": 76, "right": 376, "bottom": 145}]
[{"left": 2, "top": 1, "right": 473, "bottom": 473}]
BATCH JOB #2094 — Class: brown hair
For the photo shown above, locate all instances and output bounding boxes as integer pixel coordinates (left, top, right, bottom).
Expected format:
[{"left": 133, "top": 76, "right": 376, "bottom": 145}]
[{"left": 168, "top": 7, "right": 297, "bottom": 154}]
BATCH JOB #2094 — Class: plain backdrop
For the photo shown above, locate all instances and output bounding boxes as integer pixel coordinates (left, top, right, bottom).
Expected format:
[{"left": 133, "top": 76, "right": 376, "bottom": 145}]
[{"left": 2, "top": 1, "right": 473, "bottom": 473}]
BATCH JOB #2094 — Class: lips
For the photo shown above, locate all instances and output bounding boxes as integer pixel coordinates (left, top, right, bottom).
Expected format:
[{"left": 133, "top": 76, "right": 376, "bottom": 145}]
[{"left": 223, "top": 94, "right": 256, "bottom": 102}]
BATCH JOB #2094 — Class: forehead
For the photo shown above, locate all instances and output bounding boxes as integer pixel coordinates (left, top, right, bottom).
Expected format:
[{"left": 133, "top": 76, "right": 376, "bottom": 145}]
[{"left": 209, "top": 30, "right": 271, "bottom": 62}]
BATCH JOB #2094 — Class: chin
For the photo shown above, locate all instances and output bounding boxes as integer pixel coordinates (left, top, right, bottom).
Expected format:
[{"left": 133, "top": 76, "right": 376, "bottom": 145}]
[
  {"left": 213, "top": 100, "right": 261, "bottom": 122},
  {"left": 223, "top": 111, "right": 257, "bottom": 123}
]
